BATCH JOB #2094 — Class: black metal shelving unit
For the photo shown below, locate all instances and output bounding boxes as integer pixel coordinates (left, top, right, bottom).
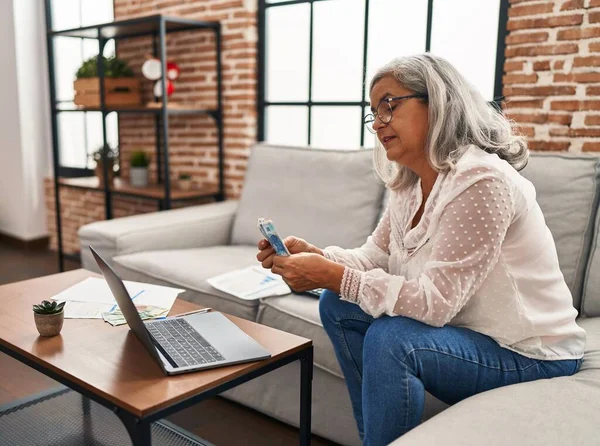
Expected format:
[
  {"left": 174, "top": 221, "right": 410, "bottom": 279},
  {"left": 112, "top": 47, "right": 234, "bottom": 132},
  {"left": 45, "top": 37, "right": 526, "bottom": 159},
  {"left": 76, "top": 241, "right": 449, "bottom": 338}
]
[{"left": 44, "top": 5, "right": 225, "bottom": 271}]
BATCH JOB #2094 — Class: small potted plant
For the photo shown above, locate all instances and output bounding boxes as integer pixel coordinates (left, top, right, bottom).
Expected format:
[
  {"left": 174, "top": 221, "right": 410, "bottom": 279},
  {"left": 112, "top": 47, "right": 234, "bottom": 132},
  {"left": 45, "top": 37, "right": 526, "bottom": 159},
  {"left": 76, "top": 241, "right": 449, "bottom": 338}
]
[
  {"left": 90, "top": 144, "right": 118, "bottom": 185},
  {"left": 130, "top": 150, "right": 151, "bottom": 187},
  {"left": 33, "top": 300, "right": 65, "bottom": 337},
  {"left": 178, "top": 173, "right": 192, "bottom": 190}
]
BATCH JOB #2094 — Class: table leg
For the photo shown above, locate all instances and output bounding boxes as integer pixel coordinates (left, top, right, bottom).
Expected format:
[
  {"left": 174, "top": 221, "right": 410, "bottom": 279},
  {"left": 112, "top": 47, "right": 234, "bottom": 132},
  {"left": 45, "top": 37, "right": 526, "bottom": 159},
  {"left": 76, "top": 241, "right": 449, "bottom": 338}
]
[
  {"left": 116, "top": 410, "right": 152, "bottom": 445},
  {"left": 81, "top": 395, "right": 92, "bottom": 441},
  {"left": 299, "top": 346, "right": 313, "bottom": 446}
]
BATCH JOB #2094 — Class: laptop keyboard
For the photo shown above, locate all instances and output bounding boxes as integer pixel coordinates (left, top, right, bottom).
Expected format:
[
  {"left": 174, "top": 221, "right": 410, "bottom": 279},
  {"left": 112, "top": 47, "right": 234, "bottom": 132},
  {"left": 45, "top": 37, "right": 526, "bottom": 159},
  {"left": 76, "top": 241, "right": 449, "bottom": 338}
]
[{"left": 146, "top": 318, "right": 225, "bottom": 368}]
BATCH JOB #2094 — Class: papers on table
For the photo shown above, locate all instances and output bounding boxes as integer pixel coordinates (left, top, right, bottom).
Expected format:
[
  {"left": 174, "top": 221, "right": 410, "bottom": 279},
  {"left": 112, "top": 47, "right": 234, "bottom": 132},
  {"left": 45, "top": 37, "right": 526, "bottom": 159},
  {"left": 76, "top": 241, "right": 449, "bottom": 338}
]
[
  {"left": 207, "top": 266, "right": 291, "bottom": 300},
  {"left": 63, "top": 301, "right": 114, "bottom": 319},
  {"left": 51, "top": 277, "right": 185, "bottom": 320}
]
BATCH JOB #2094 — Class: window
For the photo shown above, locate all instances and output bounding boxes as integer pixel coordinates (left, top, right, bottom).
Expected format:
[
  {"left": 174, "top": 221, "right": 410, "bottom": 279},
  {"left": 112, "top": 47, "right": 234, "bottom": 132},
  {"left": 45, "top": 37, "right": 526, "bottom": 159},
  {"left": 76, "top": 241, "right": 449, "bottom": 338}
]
[
  {"left": 258, "top": 0, "right": 508, "bottom": 150},
  {"left": 49, "top": 0, "right": 117, "bottom": 175}
]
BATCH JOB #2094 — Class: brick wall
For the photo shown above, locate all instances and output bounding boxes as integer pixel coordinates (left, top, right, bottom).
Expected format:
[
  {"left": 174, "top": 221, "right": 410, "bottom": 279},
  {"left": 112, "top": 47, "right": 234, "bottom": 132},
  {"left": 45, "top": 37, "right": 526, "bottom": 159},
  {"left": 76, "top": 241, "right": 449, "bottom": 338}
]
[
  {"left": 45, "top": 0, "right": 600, "bottom": 254},
  {"left": 504, "top": 0, "right": 600, "bottom": 152},
  {"left": 113, "top": 0, "right": 258, "bottom": 193},
  {"left": 45, "top": 0, "right": 257, "bottom": 253}
]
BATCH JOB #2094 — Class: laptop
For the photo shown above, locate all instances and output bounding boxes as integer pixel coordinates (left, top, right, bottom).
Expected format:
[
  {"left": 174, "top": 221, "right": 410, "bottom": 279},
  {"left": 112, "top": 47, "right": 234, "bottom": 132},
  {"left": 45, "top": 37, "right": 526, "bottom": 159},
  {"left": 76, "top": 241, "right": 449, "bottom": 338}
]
[{"left": 90, "top": 246, "right": 271, "bottom": 375}]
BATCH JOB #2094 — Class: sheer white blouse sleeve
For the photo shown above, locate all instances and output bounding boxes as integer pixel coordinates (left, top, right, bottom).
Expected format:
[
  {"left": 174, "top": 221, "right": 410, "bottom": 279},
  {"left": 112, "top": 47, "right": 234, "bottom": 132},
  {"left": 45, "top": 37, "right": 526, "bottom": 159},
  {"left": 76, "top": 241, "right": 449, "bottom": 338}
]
[{"left": 334, "top": 166, "right": 515, "bottom": 326}]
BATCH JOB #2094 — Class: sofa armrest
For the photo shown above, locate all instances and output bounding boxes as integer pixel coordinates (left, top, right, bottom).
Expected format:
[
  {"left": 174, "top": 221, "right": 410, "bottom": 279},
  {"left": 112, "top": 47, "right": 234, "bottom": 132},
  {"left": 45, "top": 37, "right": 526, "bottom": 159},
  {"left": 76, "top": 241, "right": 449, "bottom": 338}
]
[
  {"left": 389, "top": 368, "right": 599, "bottom": 446},
  {"left": 78, "top": 200, "right": 239, "bottom": 272}
]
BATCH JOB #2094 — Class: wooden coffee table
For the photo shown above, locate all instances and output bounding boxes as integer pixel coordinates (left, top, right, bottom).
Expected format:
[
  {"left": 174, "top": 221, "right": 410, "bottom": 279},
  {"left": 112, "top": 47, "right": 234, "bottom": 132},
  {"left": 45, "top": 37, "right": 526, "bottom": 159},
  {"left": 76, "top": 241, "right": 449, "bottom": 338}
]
[{"left": 0, "top": 269, "right": 313, "bottom": 445}]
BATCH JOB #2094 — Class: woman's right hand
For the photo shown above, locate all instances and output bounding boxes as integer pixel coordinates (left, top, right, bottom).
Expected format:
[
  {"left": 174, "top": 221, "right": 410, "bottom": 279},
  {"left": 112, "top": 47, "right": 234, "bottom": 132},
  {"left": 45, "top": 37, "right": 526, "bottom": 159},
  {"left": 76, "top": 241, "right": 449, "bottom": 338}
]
[{"left": 256, "top": 236, "right": 322, "bottom": 269}]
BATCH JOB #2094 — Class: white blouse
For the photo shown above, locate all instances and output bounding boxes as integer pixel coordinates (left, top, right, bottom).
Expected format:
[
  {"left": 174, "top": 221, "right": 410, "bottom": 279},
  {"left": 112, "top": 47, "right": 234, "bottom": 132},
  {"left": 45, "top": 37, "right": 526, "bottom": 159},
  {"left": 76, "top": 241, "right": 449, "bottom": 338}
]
[{"left": 324, "top": 145, "right": 585, "bottom": 360}]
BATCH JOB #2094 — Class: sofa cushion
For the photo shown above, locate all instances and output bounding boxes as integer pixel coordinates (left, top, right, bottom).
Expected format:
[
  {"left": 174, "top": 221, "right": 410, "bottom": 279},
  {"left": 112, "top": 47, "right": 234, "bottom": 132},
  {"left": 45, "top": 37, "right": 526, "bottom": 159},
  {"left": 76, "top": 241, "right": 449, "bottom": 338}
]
[
  {"left": 390, "top": 316, "right": 600, "bottom": 446},
  {"left": 582, "top": 209, "right": 600, "bottom": 317},
  {"left": 112, "top": 246, "right": 264, "bottom": 321},
  {"left": 258, "top": 293, "right": 343, "bottom": 377},
  {"left": 231, "top": 143, "right": 385, "bottom": 250},
  {"left": 520, "top": 153, "right": 600, "bottom": 311}
]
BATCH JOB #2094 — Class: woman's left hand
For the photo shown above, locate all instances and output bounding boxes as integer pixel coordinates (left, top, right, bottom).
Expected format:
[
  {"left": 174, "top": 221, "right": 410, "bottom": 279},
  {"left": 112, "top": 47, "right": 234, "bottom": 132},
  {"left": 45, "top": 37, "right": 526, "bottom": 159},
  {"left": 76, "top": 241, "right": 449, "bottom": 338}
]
[{"left": 271, "top": 252, "right": 344, "bottom": 293}]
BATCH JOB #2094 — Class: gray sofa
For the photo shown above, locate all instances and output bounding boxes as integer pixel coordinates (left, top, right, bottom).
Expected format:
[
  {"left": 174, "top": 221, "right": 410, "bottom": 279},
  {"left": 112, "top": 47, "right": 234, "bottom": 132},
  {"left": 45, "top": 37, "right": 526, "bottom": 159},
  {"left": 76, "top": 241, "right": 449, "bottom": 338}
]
[{"left": 79, "top": 143, "right": 600, "bottom": 446}]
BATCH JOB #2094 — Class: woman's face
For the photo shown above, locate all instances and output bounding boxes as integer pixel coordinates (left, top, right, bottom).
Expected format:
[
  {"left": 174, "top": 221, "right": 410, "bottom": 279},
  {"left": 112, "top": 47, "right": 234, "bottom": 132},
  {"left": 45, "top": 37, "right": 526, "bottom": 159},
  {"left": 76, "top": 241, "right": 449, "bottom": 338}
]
[{"left": 369, "top": 76, "right": 429, "bottom": 171}]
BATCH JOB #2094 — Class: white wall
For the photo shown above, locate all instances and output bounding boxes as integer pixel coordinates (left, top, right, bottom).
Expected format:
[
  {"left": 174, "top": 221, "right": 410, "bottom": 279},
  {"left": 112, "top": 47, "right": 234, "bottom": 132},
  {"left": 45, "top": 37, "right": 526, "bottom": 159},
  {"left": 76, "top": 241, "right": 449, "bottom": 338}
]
[{"left": 0, "top": 0, "right": 52, "bottom": 240}]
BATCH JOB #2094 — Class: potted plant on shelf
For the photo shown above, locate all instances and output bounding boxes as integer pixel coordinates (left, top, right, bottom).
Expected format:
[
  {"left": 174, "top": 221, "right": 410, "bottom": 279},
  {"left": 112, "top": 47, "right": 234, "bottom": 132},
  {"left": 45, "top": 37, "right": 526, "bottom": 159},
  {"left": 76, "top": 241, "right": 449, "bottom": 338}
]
[
  {"left": 74, "top": 55, "right": 141, "bottom": 108},
  {"left": 178, "top": 173, "right": 192, "bottom": 190},
  {"left": 130, "top": 151, "right": 151, "bottom": 187},
  {"left": 90, "top": 144, "right": 118, "bottom": 186},
  {"left": 33, "top": 300, "right": 65, "bottom": 337}
]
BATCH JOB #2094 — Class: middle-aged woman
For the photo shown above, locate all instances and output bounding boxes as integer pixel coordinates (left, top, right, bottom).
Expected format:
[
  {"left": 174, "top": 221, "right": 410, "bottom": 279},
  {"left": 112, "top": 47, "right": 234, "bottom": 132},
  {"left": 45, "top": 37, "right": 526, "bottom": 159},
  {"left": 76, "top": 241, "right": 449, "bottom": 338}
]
[{"left": 256, "top": 53, "right": 585, "bottom": 446}]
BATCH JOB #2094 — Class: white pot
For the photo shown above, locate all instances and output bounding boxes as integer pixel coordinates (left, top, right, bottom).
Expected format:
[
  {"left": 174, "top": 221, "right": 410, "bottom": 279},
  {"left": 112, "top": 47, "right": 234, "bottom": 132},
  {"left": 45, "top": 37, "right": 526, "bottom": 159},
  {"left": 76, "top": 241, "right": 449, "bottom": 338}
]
[{"left": 130, "top": 167, "right": 148, "bottom": 187}]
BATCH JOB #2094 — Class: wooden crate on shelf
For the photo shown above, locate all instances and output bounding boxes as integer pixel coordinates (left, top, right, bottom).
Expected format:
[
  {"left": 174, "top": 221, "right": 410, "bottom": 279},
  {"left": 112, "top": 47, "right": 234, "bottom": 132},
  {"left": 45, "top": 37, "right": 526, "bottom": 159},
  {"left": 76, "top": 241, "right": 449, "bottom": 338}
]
[{"left": 73, "top": 78, "right": 141, "bottom": 108}]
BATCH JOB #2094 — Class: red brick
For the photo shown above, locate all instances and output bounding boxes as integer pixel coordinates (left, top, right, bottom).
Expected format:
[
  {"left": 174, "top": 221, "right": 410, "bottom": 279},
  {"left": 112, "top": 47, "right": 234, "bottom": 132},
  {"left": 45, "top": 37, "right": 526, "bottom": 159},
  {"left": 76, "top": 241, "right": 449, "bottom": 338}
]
[
  {"left": 505, "top": 60, "right": 525, "bottom": 72},
  {"left": 509, "top": 2, "right": 554, "bottom": 17},
  {"left": 551, "top": 100, "right": 600, "bottom": 110},
  {"left": 528, "top": 140, "right": 570, "bottom": 151},
  {"left": 553, "top": 60, "right": 565, "bottom": 70},
  {"left": 590, "top": 42, "right": 600, "bottom": 52},
  {"left": 573, "top": 56, "right": 600, "bottom": 67},
  {"left": 557, "top": 27, "right": 600, "bottom": 40},
  {"left": 547, "top": 114, "right": 573, "bottom": 125},
  {"left": 591, "top": 0, "right": 600, "bottom": 6},
  {"left": 591, "top": 11, "right": 600, "bottom": 24},
  {"left": 210, "top": 0, "right": 243, "bottom": 11},
  {"left": 506, "top": 31, "right": 550, "bottom": 44},
  {"left": 554, "top": 72, "right": 600, "bottom": 83},
  {"left": 515, "top": 125, "right": 535, "bottom": 137},
  {"left": 504, "top": 99, "right": 545, "bottom": 109},
  {"left": 503, "top": 73, "right": 539, "bottom": 84},
  {"left": 561, "top": 0, "right": 585, "bottom": 10},
  {"left": 549, "top": 128, "right": 571, "bottom": 137},
  {"left": 585, "top": 115, "right": 600, "bottom": 125},
  {"left": 505, "top": 43, "right": 578, "bottom": 57},
  {"left": 567, "top": 128, "right": 600, "bottom": 137},
  {"left": 506, "top": 113, "right": 572, "bottom": 125},
  {"left": 588, "top": 86, "right": 600, "bottom": 95},
  {"left": 233, "top": 10, "right": 254, "bottom": 19},
  {"left": 533, "top": 60, "right": 551, "bottom": 71},
  {"left": 583, "top": 142, "right": 600, "bottom": 151},
  {"left": 505, "top": 112, "right": 548, "bottom": 123},
  {"left": 505, "top": 85, "right": 577, "bottom": 96},
  {"left": 507, "top": 15, "right": 584, "bottom": 31}
]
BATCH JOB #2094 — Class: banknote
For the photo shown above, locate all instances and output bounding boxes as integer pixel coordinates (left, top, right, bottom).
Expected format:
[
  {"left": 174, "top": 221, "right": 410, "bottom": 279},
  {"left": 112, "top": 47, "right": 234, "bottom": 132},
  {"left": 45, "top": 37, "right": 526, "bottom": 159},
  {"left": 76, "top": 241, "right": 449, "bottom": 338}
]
[
  {"left": 102, "top": 305, "right": 169, "bottom": 326},
  {"left": 257, "top": 218, "right": 290, "bottom": 256}
]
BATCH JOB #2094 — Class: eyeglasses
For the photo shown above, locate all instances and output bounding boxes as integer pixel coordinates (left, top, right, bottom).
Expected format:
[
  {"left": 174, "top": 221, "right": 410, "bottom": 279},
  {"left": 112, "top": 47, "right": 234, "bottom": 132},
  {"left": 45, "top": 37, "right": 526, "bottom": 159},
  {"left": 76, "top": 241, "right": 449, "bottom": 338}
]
[{"left": 364, "top": 94, "right": 428, "bottom": 134}]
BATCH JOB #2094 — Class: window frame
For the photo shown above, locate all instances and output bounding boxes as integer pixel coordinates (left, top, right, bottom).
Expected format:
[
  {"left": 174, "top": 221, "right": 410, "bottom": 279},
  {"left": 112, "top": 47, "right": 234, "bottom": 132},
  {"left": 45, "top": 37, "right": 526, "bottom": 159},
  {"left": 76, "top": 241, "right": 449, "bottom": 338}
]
[
  {"left": 257, "top": 0, "right": 509, "bottom": 148},
  {"left": 47, "top": 0, "right": 115, "bottom": 177}
]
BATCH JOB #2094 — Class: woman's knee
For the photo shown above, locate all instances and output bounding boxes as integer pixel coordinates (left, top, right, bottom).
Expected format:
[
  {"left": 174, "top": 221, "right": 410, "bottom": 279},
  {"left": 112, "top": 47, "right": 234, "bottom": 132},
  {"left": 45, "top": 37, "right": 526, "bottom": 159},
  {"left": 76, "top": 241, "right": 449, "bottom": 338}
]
[{"left": 318, "top": 289, "right": 343, "bottom": 325}]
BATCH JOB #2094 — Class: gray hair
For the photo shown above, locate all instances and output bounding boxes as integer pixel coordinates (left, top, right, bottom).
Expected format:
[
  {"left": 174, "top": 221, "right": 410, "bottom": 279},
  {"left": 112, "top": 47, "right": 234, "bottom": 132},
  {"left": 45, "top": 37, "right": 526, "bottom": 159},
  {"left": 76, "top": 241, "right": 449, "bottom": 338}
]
[{"left": 369, "top": 53, "right": 529, "bottom": 191}]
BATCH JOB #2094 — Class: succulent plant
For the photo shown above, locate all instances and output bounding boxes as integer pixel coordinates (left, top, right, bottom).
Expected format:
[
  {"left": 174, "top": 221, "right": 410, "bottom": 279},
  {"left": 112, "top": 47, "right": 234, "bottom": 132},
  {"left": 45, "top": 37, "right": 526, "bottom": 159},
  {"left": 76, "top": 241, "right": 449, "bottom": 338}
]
[
  {"left": 179, "top": 173, "right": 191, "bottom": 180},
  {"left": 33, "top": 300, "right": 65, "bottom": 315}
]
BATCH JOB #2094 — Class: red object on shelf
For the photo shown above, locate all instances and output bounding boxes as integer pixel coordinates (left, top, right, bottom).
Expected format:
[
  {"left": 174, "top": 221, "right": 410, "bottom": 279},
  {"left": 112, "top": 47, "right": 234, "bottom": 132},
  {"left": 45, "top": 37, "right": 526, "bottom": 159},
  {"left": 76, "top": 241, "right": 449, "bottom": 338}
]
[
  {"left": 166, "top": 61, "right": 181, "bottom": 80},
  {"left": 153, "top": 79, "right": 175, "bottom": 97}
]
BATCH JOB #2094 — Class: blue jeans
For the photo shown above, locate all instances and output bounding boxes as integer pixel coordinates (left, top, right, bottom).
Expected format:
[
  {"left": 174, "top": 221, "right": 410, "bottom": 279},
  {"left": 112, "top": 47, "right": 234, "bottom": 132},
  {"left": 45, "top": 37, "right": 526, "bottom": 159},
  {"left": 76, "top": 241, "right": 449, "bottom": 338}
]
[{"left": 319, "top": 290, "right": 581, "bottom": 446}]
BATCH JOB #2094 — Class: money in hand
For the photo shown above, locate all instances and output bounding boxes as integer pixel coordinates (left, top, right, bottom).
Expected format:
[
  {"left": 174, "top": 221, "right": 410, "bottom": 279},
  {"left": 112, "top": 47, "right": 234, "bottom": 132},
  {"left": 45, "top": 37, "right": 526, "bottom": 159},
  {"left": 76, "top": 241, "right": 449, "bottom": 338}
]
[{"left": 257, "top": 218, "right": 290, "bottom": 256}]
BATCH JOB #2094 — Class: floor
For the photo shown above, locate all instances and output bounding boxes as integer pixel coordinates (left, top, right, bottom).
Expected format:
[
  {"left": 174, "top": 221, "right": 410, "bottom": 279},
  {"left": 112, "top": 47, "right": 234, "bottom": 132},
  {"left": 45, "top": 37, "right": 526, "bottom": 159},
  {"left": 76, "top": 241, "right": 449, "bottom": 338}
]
[{"left": 0, "top": 242, "right": 339, "bottom": 446}]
